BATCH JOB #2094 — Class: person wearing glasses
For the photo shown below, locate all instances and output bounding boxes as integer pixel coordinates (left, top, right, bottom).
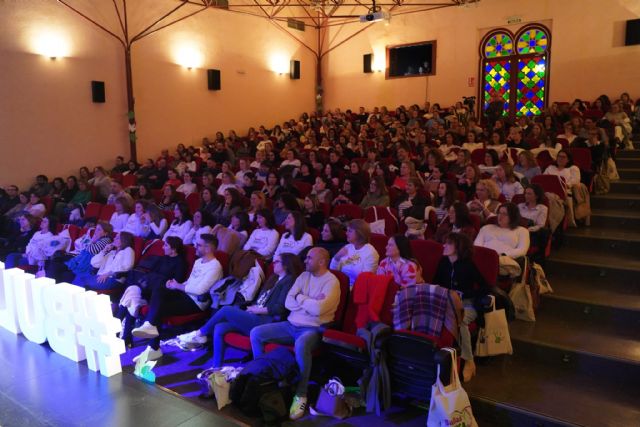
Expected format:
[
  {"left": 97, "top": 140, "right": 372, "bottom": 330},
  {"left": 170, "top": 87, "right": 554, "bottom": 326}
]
[
  {"left": 177, "top": 253, "right": 304, "bottom": 366},
  {"left": 250, "top": 247, "right": 340, "bottom": 421},
  {"left": 132, "top": 234, "right": 223, "bottom": 361}
]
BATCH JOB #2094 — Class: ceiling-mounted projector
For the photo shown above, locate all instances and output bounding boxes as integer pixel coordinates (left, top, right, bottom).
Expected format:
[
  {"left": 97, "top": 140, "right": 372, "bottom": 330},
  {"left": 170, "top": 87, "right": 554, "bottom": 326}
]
[{"left": 360, "top": 11, "right": 390, "bottom": 22}]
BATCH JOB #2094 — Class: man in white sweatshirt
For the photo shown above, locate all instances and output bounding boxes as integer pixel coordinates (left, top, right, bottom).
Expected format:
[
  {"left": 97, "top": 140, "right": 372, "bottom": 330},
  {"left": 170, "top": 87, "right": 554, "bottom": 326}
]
[
  {"left": 250, "top": 247, "right": 340, "bottom": 421},
  {"left": 132, "top": 233, "right": 223, "bottom": 360}
]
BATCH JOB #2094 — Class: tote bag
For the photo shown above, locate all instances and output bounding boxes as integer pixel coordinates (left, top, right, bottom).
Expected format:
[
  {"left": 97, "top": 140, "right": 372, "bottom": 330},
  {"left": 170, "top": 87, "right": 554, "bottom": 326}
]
[
  {"left": 475, "top": 296, "right": 513, "bottom": 356},
  {"left": 509, "top": 282, "right": 536, "bottom": 322},
  {"left": 426, "top": 348, "right": 478, "bottom": 427},
  {"left": 370, "top": 207, "right": 396, "bottom": 235}
]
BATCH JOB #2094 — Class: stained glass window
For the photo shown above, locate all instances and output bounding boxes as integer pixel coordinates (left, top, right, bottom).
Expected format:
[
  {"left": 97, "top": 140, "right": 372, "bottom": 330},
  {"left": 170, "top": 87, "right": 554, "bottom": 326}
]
[
  {"left": 517, "top": 28, "right": 548, "bottom": 55},
  {"left": 480, "top": 25, "right": 551, "bottom": 120},
  {"left": 516, "top": 57, "right": 546, "bottom": 116},
  {"left": 484, "top": 32, "right": 513, "bottom": 58},
  {"left": 483, "top": 60, "right": 511, "bottom": 115}
]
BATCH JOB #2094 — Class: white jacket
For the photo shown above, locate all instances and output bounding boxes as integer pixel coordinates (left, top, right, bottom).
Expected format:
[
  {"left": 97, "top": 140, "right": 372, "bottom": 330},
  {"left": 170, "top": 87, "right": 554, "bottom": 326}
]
[
  {"left": 183, "top": 225, "right": 212, "bottom": 246},
  {"left": 110, "top": 212, "right": 131, "bottom": 233},
  {"left": 25, "top": 231, "right": 54, "bottom": 265},
  {"left": 329, "top": 243, "right": 379, "bottom": 285},
  {"left": 91, "top": 247, "right": 135, "bottom": 277},
  {"left": 164, "top": 220, "right": 193, "bottom": 242},
  {"left": 243, "top": 228, "right": 280, "bottom": 258}
]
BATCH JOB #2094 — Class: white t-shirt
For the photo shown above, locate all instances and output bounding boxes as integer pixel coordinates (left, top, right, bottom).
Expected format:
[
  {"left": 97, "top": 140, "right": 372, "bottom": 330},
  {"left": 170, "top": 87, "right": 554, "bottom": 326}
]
[
  {"left": 183, "top": 225, "right": 212, "bottom": 246},
  {"left": 544, "top": 165, "right": 581, "bottom": 189},
  {"left": 329, "top": 243, "right": 379, "bottom": 285},
  {"left": 243, "top": 228, "right": 280, "bottom": 258},
  {"left": 274, "top": 232, "right": 313, "bottom": 256},
  {"left": 184, "top": 257, "right": 223, "bottom": 310},
  {"left": 163, "top": 220, "right": 193, "bottom": 242},
  {"left": 110, "top": 212, "right": 131, "bottom": 233},
  {"left": 474, "top": 224, "right": 530, "bottom": 259}
]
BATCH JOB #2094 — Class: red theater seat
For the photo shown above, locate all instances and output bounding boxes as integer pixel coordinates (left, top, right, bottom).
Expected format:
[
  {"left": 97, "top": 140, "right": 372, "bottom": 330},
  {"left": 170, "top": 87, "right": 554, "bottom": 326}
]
[
  {"left": 409, "top": 239, "right": 444, "bottom": 282},
  {"left": 369, "top": 233, "right": 389, "bottom": 260},
  {"left": 84, "top": 202, "right": 102, "bottom": 220},
  {"left": 98, "top": 204, "right": 116, "bottom": 222},
  {"left": 332, "top": 204, "right": 363, "bottom": 219}
]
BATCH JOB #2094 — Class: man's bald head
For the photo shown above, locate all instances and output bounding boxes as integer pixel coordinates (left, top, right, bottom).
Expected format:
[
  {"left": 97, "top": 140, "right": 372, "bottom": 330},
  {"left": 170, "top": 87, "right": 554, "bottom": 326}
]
[{"left": 305, "top": 247, "right": 330, "bottom": 275}]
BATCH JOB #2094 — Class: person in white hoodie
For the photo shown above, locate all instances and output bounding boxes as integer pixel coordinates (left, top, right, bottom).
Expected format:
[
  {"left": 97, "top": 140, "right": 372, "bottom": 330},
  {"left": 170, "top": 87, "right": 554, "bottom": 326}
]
[
  {"left": 4, "top": 216, "right": 55, "bottom": 269},
  {"left": 72, "top": 231, "right": 135, "bottom": 290},
  {"left": 243, "top": 208, "right": 280, "bottom": 259},
  {"left": 330, "top": 219, "right": 379, "bottom": 286},
  {"left": 124, "top": 200, "right": 148, "bottom": 237},
  {"left": 274, "top": 211, "right": 313, "bottom": 257},
  {"left": 183, "top": 210, "right": 212, "bottom": 246},
  {"left": 109, "top": 196, "right": 131, "bottom": 233},
  {"left": 163, "top": 202, "right": 193, "bottom": 242},
  {"left": 132, "top": 233, "right": 223, "bottom": 361}
]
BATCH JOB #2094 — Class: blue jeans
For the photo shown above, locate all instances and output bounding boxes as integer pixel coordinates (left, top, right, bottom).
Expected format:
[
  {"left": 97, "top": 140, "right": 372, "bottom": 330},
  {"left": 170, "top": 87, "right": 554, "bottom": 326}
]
[
  {"left": 72, "top": 273, "right": 123, "bottom": 290},
  {"left": 250, "top": 321, "right": 321, "bottom": 397},
  {"left": 201, "top": 306, "right": 273, "bottom": 368},
  {"left": 4, "top": 253, "right": 28, "bottom": 269}
]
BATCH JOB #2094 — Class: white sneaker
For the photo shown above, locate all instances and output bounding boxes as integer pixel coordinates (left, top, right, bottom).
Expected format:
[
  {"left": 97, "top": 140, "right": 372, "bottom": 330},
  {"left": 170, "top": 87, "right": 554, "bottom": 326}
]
[
  {"left": 177, "top": 330, "right": 208, "bottom": 346},
  {"left": 133, "top": 346, "right": 163, "bottom": 363},
  {"left": 131, "top": 321, "right": 159, "bottom": 339},
  {"left": 289, "top": 395, "right": 308, "bottom": 420}
]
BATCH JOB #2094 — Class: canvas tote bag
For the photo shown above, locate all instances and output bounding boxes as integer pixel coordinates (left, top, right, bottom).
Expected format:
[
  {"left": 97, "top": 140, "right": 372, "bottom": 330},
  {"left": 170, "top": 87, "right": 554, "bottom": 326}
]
[
  {"left": 475, "top": 296, "right": 513, "bottom": 356},
  {"left": 427, "top": 348, "right": 478, "bottom": 427}
]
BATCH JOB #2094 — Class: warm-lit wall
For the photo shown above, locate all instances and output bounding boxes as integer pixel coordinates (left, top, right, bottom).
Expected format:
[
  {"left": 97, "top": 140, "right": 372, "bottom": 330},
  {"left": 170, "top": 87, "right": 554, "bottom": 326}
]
[
  {"left": 132, "top": 9, "right": 316, "bottom": 160},
  {"left": 0, "top": 1, "right": 316, "bottom": 188},
  {"left": 323, "top": 0, "right": 640, "bottom": 111},
  {"left": 0, "top": 1, "right": 128, "bottom": 190}
]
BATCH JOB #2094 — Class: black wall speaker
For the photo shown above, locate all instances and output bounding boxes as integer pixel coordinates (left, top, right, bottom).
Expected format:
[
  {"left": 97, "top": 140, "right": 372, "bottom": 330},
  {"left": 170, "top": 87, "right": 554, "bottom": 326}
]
[
  {"left": 625, "top": 19, "right": 640, "bottom": 46},
  {"left": 290, "top": 60, "right": 300, "bottom": 80},
  {"left": 207, "top": 69, "right": 221, "bottom": 91},
  {"left": 91, "top": 81, "right": 105, "bottom": 103},
  {"left": 363, "top": 54, "right": 373, "bottom": 73}
]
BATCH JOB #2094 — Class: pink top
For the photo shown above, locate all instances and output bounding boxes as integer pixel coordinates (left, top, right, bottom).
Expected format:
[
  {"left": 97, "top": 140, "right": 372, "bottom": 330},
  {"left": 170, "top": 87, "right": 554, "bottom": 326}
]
[{"left": 377, "top": 257, "right": 420, "bottom": 287}]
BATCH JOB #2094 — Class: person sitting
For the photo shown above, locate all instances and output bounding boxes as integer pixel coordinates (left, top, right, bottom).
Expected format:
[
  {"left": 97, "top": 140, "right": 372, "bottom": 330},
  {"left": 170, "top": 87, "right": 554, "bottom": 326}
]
[
  {"left": 212, "top": 187, "right": 243, "bottom": 227},
  {"left": 183, "top": 210, "right": 212, "bottom": 246},
  {"left": 0, "top": 214, "right": 37, "bottom": 261},
  {"left": 135, "top": 183, "right": 154, "bottom": 203},
  {"left": 250, "top": 247, "right": 340, "bottom": 420},
  {"left": 544, "top": 149, "right": 581, "bottom": 192},
  {"left": 131, "top": 234, "right": 223, "bottom": 361},
  {"left": 176, "top": 171, "right": 198, "bottom": 197},
  {"left": 4, "top": 216, "right": 57, "bottom": 270},
  {"left": 275, "top": 211, "right": 314, "bottom": 257},
  {"left": 478, "top": 150, "right": 500, "bottom": 175},
  {"left": 359, "top": 175, "right": 390, "bottom": 209},
  {"left": 376, "top": 234, "right": 422, "bottom": 287},
  {"left": 217, "top": 171, "right": 238, "bottom": 196},
  {"left": 506, "top": 126, "right": 530, "bottom": 150},
  {"left": 302, "top": 195, "right": 324, "bottom": 230},
  {"left": 144, "top": 204, "right": 169, "bottom": 239},
  {"left": 247, "top": 191, "right": 266, "bottom": 223},
  {"left": 433, "top": 180, "right": 458, "bottom": 223},
  {"left": 106, "top": 181, "right": 134, "bottom": 206},
  {"left": 311, "top": 176, "right": 333, "bottom": 205},
  {"left": 329, "top": 219, "right": 379, "bottom": 286},
  {"left": 123, "top": 200, "right": 149, "bottom": 237},
  {"left": 433, "top": 232, "right": 489, "bottom": 382},
  {"left": 117, "top": 237, "right": 187, "bottom": 346},
  {"left": 434, "top": 201, "right": 477, "bottom": 243},
  {"left": 89, "top": 167, "right": 112, "bottom": 202},
  {"left": 262, "top": 172, "right": 281, "bottom": 199},
  {"left": 29, "top": 174, "right": 52, "bottom": 198},
  {"left": 317, "top": 219, "right": 347, "bottom": 258},
  {"left": 157, "top": 185, "right": 178, "bottom": 210},
  {"left": 475, "top": 203, "right": 530, "bottom": 274},
  {"left": 177, "top": 252, "right": 303, "bottom": 364},
  {"left": 392, "top": 161, "right": 420, "bottom": 191},
  {"left": 109, "top": 196, "right": 131, "bottom": 233},
  {"left": 494, "top": 162, "right": 524, "bottom": 202},
  {"left": 332, "top": 178, "right": 363, "bottom": 206},
  {"left": 163, "top": 202, "right": 193, "bottom": 242},
  {"left": 240, "top": 172, "right": 258, "bottom": 197},
  {"left": 514, "top": 151, "right": 542, "bottom": 185},
  {"left": 162, "top": 168, "right": 182, "bottom": 190},
  {"left": 467, "top": 179, "right": 501, "bottom": 224},
  {"left": 200, "top": 186, "right": 220, "bottom": 217},
  {"left": 72, "top": 231, "right": 135, "bottom": 290},
  {"left": 25, "top": 192, "right": 47, "bottom": 219},
  {"left": 518, "top": 184, "right": 550, "bottom": 261},
  {"left": 243, "top": 208, "right": 280, "bottom": 259},
  {"left": 273, "top": 193, "right": 300, "bottom": 226},
  {"left": 396, "top": 178, "right": 430, "bottom": 222}
]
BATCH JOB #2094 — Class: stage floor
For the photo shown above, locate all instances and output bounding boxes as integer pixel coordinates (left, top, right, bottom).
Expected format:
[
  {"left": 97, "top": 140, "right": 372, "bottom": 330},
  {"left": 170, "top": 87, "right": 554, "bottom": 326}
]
[{"left": 0, "top": 328, "right": 241, "bottom": 427}]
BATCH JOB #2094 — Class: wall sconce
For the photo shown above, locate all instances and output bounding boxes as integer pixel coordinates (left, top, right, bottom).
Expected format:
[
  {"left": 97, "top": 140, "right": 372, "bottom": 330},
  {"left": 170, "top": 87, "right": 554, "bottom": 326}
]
[
  {"left": 176, "top": 46, "right": 204, "bottom": 70},
  {"left": 270, "top": 54, "right": 290, "bottom": 75},
  {"left": 372, "top": 54, "right": 386, "bottom": 73},
  {"left": 33, "top": 30, "right": 71, "bottom": 60}
]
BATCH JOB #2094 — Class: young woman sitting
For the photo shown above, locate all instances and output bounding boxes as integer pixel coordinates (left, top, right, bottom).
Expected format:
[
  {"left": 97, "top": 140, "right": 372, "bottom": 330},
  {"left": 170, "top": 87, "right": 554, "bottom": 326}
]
[
  {"left": 163, "top": 202, "right": 193, "bottom": 242},
  {"left": 330, "top": 219, "right": 379, "bottom": 286},
  {"left": 72, "top": 231, "right": 135, "bottom": 290},
  {"left": 433, "top": 232, "right": 489, "bottom": 382},
  {"left": 518, "top": 184, "right": 550, "bottom": 261},
  {"left": 176, "top": 171, "right": 198, "bottom": 197},
  {"left": 359, "top": 176, "right": 390, "bottom": 209},
  {"left": 243, "top": 208, "right": 280, "bottom": 259},
  {"left": 157, "top": 185, "right": 178, "bottom": 210},
  {"left": 274, "top": 211, "right": 314, "bottom": 257},
  {"left": 467, "top": 179, "right": 501, "bottom": 224},
  {"left": 494, "top": 162, "right": 524, "bottom": 202},
  {"left": 434, "top": 202, "right": 477, "bottom": 243},
  {"left": 109, "top": 196, "right": 131, "bottom": 233},
  {"left": 247, "top": 191, "right": 266, "bottom": 223},
  {"left": 317, "top": 219, "right": 347, "bottom": 258},
  {"left": 4, "top": 216, "right": 56, "bottom": 270},
  {"left": 212, "top": 187, "right": 243, "bottom": 227},
  {"left": 183, "top": 209, "right": 212, "bottom": 246},
  {"left": 303, "top": 195, "right": 324, "bottom": 230},
  {"left": 433, "top": 180, "right": 458, "bottom": 223},
  {"left": 376, "top": 234, "right": 422, "bottom": 287}
]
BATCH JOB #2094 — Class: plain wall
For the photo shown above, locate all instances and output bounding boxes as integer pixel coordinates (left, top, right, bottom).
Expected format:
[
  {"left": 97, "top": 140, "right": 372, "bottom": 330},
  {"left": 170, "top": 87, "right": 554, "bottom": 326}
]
[
  {"left": 0, "top": 1, "right": 316, "bottom": 188},
  {"left": 323, "top": 0, "right": 640, "bottom": 111}
]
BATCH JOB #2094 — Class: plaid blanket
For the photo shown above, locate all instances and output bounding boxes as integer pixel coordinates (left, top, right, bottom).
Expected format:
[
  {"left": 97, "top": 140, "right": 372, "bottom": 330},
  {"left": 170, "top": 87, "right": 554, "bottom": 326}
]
[{"left": 393, "top": 284, "right": 450, "bottom": 338}]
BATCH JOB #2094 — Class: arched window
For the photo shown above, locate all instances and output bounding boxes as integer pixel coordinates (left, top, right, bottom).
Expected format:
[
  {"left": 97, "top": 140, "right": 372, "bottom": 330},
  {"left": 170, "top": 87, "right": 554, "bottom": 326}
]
[{"left": 480, "top": 24, "right": 551, "bottom": 121}]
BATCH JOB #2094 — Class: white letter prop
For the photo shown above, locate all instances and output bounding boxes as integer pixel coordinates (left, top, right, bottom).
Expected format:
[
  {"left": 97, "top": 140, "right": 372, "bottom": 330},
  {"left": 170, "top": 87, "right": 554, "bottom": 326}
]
[
  {"left": 15, "top": 275, "right": 52, "bottom": 344},
  {"left": 0, "top": 266, "right": 23, "bottom": 334},
  {"left": 43, "top": 282, "right": 86, "bottom": 362},
  {"left": 75, "top": 291, "right": 125, "bottom": 377}
]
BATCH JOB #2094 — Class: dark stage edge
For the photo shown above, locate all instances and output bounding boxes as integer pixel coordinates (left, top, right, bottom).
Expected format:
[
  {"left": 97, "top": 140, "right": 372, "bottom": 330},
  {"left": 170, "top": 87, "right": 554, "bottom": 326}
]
[{"left": 0, "top": 328, "right": 242, "bottom": 427}]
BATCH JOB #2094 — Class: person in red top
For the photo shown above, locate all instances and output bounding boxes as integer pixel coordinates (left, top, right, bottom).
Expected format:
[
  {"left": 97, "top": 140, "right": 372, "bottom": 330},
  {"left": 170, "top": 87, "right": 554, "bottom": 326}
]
[{"left": 376, "top": 235, "right": 422, "bottom": 287}]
